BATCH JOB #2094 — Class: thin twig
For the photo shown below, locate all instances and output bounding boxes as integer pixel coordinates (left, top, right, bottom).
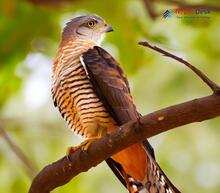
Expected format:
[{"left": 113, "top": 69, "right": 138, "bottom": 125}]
[
  {"left": 0, "top": 126, "right": 37, "bottom": 179},
  {"left": 138, "top": 41, "right": 220, "bottom": 94}
]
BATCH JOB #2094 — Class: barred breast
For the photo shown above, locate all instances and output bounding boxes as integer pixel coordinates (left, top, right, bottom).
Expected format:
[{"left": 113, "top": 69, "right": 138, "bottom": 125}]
[{"left": 52, "top": 40, "right": 116, "bottom": 138}]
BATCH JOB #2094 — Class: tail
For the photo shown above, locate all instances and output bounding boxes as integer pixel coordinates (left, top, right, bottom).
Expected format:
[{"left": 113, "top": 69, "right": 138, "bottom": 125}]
[
  {"left": 140, "top": 140, "right": 181, "bottom": 193},
  {"left": 106, "top": 140, "right": 181, "bottom": 193}
]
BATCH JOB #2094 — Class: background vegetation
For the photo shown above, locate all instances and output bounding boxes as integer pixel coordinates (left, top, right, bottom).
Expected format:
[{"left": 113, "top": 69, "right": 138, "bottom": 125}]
[{"left": 0, "top": 0, "right": 220, "bottom": 192}]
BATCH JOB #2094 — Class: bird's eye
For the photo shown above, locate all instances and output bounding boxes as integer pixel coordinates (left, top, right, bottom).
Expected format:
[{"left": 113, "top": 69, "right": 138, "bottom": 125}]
[{"left": 87, "top": 20, "right": 95, "bottom": 28}]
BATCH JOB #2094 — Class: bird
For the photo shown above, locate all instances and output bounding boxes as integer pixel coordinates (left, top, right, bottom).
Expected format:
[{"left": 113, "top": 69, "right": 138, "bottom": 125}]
[{"left": 51, "top": 14, "right": 180, "bottom": 193}]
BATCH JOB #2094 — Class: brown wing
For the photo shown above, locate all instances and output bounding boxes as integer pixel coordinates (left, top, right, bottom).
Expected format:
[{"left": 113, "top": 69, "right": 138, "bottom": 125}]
[
  {"left": 82, "top": 46, "right": 139, "bottom": 125},
  {"left": 82, "top": 46, "right": 154, "bottom": 155},
  {"left": 82, "top": 46, "right": 180, "bottom": 193}
]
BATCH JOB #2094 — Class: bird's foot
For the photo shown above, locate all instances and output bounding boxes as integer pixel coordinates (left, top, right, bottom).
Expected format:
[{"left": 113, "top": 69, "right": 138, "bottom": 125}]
[{"left": 66, "top": 136, "right": 101, "bottom": 160}]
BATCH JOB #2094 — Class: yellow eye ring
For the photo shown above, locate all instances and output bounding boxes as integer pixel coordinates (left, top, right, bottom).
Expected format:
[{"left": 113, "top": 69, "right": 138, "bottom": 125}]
[{"left": 87, "top": 21, "right": 95, "bottom": 28}]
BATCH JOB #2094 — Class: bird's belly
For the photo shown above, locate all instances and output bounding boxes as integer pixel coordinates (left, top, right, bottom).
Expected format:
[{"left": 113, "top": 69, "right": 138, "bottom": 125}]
[{"left": 60, "top": 64, "right": 117, "bottom": 137}]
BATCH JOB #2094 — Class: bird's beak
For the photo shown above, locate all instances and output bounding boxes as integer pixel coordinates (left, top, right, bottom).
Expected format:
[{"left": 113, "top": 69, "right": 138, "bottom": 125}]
[{"left": 105, "top": 26, "right": 114, "bottom": 32}]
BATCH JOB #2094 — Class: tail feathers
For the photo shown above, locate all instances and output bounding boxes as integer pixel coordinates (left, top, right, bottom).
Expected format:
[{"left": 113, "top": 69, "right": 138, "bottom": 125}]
[
  {"left": 106, "top": 158, "right": 143, "bottom": 193},
  {"left": 106, "top": 140, "right": 180, "bottom": 193},
  {"left": 125, "top": 159, "right": 181, "bottom": 193},
  {"left": 142, "top": 140, "right": 181, "bottom": 193},
  {"left": 105, "top": 158, "right": 127, "bottom": 188},
  {"left": 145, "top": 157, "right": 181, "bottom": 193},
  {"left": 106, "top": 157, "right": 180, "bottom": 193},
  {"left": 106, "top": 158, "right": 145, "bottom": 193}
]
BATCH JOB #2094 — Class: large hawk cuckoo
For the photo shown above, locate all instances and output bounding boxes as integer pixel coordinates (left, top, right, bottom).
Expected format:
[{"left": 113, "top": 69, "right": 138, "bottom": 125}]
[{"left": 52, "top": 14, "right": 180, "bottom": 193}]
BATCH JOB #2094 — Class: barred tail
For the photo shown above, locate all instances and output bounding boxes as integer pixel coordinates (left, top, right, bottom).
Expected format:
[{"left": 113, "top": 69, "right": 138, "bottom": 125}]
[
  {"left": 144, "top": 155, "right": 181, "bottom": 193},
  {"left": 132, "top": 140, "right": 181, "bottom": 193},
  {"left": 106, "top": 140, "right": 180, "bottom": 193}
]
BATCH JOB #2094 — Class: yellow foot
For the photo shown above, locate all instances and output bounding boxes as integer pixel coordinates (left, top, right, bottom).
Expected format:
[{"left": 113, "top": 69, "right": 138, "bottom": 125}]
[{"left": 66, "top": 136, "right": 101, "bottom": 160}]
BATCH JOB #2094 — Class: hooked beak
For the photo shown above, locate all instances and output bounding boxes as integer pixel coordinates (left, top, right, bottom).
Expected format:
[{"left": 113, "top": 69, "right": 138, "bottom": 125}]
[{"left": 105, "top": 25, "right": 114, "bottom": 32}]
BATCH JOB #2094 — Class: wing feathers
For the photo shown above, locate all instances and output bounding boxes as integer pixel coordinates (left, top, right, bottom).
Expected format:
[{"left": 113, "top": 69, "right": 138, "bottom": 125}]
[
  {"left": 82, "top": 46, "right": 138, "bottom": 124},
  {"left": 82, "top": 46, "right": 180, "bottom": 193}
]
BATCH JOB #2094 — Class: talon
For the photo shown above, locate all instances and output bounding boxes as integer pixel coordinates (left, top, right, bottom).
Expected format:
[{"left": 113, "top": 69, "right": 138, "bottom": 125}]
[
  {"left": 80, "top": 136, "right": 101, "bottom": 151},
  {"left": 66, "top": 146, "right": 78, "bottom": 161},
  {"left": 67, "top": 155, "right": 71, "bottom": 161},
  {"left": 65, "top": 136, "right": 102, "bottom": 159}
]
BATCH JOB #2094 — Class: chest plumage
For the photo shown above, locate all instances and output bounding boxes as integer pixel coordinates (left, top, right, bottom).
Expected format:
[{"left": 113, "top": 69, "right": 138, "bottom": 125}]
[{"left": 52, "top": 40, "right": 116, "bottom": 138}]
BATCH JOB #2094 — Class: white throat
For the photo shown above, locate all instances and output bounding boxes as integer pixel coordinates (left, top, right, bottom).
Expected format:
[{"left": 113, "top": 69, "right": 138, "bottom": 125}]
[{"left": 95, "top": 33, "right": 105, "bottom": 46}]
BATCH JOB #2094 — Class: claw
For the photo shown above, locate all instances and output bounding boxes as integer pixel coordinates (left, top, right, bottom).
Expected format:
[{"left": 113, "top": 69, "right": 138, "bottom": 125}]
[
  {"left": 81, "top": 136, "right": 101, "bottom": 151},
  {"left": 66, "top": 146, "right": 78, "bottom": 161},
  {"left": 66, "top": 136, "right": 101, "bottom": 160}
]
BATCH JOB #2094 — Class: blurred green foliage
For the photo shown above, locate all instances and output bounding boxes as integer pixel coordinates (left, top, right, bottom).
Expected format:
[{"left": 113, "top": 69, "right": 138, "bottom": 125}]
[{"left": 0, "top": 0, "right": 220, "bottom": 193}]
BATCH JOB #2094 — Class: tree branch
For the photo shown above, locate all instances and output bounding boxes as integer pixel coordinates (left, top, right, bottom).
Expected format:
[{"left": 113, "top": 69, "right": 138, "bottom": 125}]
[
  {"left": 0, "top": 126, "right": 37, "bottom": 179},
  {"left": 29, "top": 94, "right": 220, "bottom": 193},
  {"left": 139, "top": 41, "right": 220, "bottom": 94}
]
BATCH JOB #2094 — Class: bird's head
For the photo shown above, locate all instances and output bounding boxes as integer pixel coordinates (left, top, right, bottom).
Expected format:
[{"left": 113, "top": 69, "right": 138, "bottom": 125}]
[{"left": 62, "top": 14, "right": 113, "bottom": 45}]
